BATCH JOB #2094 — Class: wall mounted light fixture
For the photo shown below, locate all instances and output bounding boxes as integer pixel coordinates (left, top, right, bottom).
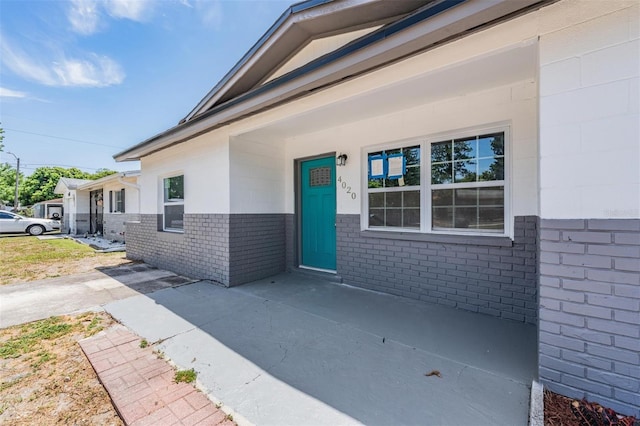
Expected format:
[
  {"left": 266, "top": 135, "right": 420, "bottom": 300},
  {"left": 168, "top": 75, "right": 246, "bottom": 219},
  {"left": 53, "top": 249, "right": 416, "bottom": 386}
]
[{"left": 336, "top": 153, "right": 348, "bottom": 166}]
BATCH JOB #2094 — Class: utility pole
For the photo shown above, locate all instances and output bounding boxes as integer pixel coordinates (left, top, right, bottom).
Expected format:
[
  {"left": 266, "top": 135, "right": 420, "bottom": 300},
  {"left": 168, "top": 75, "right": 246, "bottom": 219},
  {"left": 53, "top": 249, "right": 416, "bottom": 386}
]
[{"left": 6, "top": 152, "right": 19, "bottom": 211}]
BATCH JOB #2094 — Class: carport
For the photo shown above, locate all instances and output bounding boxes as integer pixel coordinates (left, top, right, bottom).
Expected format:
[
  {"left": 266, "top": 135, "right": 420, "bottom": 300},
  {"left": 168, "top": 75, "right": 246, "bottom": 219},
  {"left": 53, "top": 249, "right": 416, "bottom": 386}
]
[{"left": 105, "top": 272, "right": 537, "bottom": 425}]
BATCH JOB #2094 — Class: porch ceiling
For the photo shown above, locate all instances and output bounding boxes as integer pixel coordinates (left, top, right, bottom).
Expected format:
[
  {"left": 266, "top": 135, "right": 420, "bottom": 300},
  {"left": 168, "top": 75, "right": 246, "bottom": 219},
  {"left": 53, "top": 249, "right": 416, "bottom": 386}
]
[{"left": 236, "top": 41, "right": 537, "bottom": 142}]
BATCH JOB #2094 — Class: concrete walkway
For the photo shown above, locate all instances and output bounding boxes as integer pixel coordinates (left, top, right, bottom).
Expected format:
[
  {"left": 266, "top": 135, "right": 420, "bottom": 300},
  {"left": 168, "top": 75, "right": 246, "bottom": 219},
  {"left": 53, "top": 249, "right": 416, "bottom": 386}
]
[
  {"left": 105, "top": 272, "right": 538, "bottom": 426},
  {"left": 80, "top": 325, "right": 233, "bottom": 426},
  {"left": 0, "top": 263, "right": 194, "bottom": 328}
]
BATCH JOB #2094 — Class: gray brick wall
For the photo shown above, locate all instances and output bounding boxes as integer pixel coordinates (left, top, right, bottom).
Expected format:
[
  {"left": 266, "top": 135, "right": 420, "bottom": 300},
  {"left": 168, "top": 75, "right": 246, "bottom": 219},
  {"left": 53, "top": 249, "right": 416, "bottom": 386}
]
[
  {"left": 76, "top": 213, "right": 90, "bottom": 235},
  {"left": 104, "top": 213, "right": 140, "bottom": 242},
  {"left": 285, "top": 214, "right": 296, "bottom": 270},
  {"left": 126, "top": 214, "right": 230, "bottom": 284},
  {"left": 539, "top": 219, "right": 640, "bottom": 417},
  {"left": 228, "top": 214, "right": 285, "bottom": 286},
  {"left": 126, "top": 213, "right": 286, "bottom": 287},
  {"left": 336, "top": 214, "right": 539, "bottom": 324}
]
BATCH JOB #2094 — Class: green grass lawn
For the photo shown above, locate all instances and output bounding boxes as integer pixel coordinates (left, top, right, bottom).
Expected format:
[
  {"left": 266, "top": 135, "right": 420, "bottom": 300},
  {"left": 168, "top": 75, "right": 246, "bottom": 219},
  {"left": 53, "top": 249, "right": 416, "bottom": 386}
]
[{"left": 0, "top": 236, "right": 130, "bottom": 285}]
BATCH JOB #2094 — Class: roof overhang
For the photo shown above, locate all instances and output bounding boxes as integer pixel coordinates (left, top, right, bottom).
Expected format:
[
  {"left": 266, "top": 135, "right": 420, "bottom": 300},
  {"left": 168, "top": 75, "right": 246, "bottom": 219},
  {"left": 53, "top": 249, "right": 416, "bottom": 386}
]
[
  {"left": 114, "top": 0, "right": 555, "bottom": 162},
  {"left": 76, "top": 170, "right": 141, "bottom": 191},
  {"left": 54, "top": 178, "right": 93, "bottom": 195},
  {"left": 183, "top": 0, "right": 430, "bottom": 122}
]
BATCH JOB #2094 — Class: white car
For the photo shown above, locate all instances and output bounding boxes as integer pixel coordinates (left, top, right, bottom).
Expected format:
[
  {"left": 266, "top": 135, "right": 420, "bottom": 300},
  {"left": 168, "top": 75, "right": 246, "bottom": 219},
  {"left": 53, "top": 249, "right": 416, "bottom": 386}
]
[{"left": 0, "top": 210, "right": 60, "bottom": 236}]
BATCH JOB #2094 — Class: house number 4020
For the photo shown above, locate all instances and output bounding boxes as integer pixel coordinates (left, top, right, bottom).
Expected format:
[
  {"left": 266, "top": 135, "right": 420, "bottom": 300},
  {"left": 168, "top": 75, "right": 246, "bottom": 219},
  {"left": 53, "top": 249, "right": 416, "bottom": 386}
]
[{"left": 337, "top": 176, "right": 357, "bottom": 200}]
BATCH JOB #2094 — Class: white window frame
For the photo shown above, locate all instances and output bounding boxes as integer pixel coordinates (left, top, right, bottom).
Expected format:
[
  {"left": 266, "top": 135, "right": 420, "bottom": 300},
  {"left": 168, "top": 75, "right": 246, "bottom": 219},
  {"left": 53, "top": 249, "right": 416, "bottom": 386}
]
[
  {"left": 361, "top": 124, "right": 511, "bottom": 237},
  {"left": 162, "top": 173, "right": 184, "bottom": 233},
  {"left": 110, "top": 189, "right": 125, "bottom": 214}
]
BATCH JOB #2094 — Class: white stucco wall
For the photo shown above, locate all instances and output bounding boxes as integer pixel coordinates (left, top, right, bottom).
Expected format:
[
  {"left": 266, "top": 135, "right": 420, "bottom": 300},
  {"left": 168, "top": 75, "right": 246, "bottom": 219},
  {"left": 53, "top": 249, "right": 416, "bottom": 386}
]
[
  {"left": 229, "top": 137, "right": 286, "bottom": 213},
  {"left": 75, "top": 191, "right": 90, "bottom": 215},
  {"left": 283, "top": 80, "right": 537, "bottom": 221},
  {"left": 103, "top": 177, "right": 140, "bottom": 214},
  {"left": 139, "top": 130, "right": 230, "bottom": 214},
  {"left": 538, "top": 1, "right": 639, "bottom": 219}
]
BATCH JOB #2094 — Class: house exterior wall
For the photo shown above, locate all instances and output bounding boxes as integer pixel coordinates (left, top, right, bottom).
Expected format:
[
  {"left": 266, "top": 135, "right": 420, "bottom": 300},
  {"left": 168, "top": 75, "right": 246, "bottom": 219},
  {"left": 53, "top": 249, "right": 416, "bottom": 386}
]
[
  {"left": 537, "top": 0, "right": 639, "bottom": 417},
  {"left": 124, "top": 0, "right": 638, "bottom": 414},
  {"left": 138, "top": 131, "right": 230, "bottom": 214},
  {"left": 103, "top": 178, "right": 140, "bottom": 242},
  {"left": 62, "top": 190, "right": 90, "bottom": 235},
  {"left": 127, "top": 131, "right": 290, "bottom": 285},
  {"left": 337, "top": 214, "right": 539, "bottom": 323},
  {"left": 539, "top": 219, "right": 639, "bottom": 416},
  {"left": 125, "top": 213, "right": 285, "bottom": 286}
]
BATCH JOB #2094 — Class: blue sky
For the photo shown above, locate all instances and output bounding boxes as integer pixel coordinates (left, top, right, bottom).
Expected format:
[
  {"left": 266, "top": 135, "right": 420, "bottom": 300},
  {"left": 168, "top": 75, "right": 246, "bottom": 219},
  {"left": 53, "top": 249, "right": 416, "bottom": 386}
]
[{"left": 0, "top": 0, "right": 291, "bottom": 175}]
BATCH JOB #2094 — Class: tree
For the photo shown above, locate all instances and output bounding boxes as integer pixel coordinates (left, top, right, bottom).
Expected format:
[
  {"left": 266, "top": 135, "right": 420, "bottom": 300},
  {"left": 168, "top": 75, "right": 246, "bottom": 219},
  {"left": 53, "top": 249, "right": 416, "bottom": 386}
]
[
  {"left": 0, "top": 125, "right": 4, "bottom": 152},
  {"left": 90, "top": 168, "right": 118, "bottom": 179},
  {"left": 0, "top": 163, "right": 23, "bottom": 205},
  {"left": 19, "top": 166, "right": 117, "bottom": 205}
]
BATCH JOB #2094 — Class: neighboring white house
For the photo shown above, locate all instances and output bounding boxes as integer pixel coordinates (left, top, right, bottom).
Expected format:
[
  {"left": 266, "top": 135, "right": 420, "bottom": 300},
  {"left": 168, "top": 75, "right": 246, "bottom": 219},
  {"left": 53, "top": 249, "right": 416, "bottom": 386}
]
[
  {"left": 53, "top": 177, "right": 93, "bottom": 235},
  {"left": 114, "top": 0, "right": 639, "bottom": 416},
  {"left": 54, "top": 171, "right": 140, "bottom": 241}
]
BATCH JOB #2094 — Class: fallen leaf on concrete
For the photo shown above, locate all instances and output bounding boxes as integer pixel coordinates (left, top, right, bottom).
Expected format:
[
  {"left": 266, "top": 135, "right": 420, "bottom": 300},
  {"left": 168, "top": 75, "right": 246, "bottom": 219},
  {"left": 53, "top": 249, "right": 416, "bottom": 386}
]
[{"left": 425, "top": 370, "right": 442, "bottom": 378}]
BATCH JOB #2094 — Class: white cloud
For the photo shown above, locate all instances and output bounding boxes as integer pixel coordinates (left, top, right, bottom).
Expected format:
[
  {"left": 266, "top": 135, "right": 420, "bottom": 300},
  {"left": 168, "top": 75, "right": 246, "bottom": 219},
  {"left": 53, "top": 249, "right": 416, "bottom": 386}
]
[
  {"left": 0, "top": 87, "right": 28, "bottom": 98},
  {"left": 68, "top": 0, "right": 101, "bottom": 35},
  {"left": 53, "top": 55, "right": 125, "bottom": 87},
  {"left": 104, "top": 0, "right": 151, "bottom": 21},
  {"left": 67, "top": 0, "right": 152, "bottom": 34},
  {"left": 0, "top": 37, "right": 125, "bottom": 88},
  {"left": 0, "top": 41, "right": 58, "bottom": 86}
]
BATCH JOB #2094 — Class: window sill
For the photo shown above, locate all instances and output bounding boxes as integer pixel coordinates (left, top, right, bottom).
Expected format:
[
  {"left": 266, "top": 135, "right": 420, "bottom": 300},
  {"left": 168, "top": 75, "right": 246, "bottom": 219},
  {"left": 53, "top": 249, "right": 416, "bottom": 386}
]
[
  {"left": 360, "top": 229, "right": 513, "bottom": 247},
  {"left": 162, "top": 229, "right": 184, "bottom": 234},
  {"left": 156, "top": 229, "right": 184, "bottom": 242}
]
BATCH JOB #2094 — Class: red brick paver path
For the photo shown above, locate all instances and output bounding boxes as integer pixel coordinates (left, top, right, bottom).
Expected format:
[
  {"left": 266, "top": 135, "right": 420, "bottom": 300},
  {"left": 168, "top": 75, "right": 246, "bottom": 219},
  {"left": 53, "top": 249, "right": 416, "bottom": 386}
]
[{"left": 80, "top": 325, "right": 233, "bottom": 426}]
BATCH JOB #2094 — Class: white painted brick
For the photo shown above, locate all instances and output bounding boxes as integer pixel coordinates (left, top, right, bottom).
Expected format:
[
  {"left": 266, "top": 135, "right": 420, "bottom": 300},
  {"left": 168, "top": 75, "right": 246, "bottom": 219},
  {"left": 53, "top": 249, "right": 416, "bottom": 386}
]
[
  {"left": 580, "top": 184, "right": 640, "bottom": 220},
  {"left": 540, "top": 80, "right": 629, "bottom": 127},
  {"left": 539, "top": 122, "right": 581, "bottom": 158},
  {"left": 581, "top": 40, "right": 640, "bottom": 87},
  {"left": 580, "top": 114, "right": 640, "bottom": 153},
  {"left": 539, "top": 0, "right": 637, "bottom": 36},
  {"left": 540, "top": 187, "right": 583, "bottom": 219},
  {"left": 540, "top": 7, "right": 631, "bottom": 65},
  {"left": 630, "top": 3, "right": 640, "bottom": 39},
  {"left": 630, "top": 77, "right": 639, "bottom": 114},
  {"left": 540, "top": 57, "right": 581, "bottom": 96}
]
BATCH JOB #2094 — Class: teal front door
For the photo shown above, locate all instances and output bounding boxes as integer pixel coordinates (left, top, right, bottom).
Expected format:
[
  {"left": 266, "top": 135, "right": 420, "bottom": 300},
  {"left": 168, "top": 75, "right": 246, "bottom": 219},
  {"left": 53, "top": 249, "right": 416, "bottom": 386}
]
[{"left": 301, "top": 157, "right": 336, "bottom": 271}]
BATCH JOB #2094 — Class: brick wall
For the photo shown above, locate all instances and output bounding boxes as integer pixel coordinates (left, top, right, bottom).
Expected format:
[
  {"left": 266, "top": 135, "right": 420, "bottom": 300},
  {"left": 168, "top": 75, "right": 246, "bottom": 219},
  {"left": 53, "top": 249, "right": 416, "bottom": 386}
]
[
  {"left": 76, "top": 213, "right": 90, "bottom": 235},
  {"left": 104, "top": 213, "right": 140, "bottom": 242},
  {"left": 126, "top": 214, "right": 230, "bottom": 284},
  {"left": 539, "top": 219, "right": 640, "bottom": 417},
  {"left": 126, "top": 213, "right": 286, "bottom": 286},
  {"left": 285, "top": 214, "right": 296, "bottom": 270},
  {"left": 228, "top": 214, "right": 286, "bottom": 286},
  {"left": 336, "top": 215, "right": 539, "bottom": 324}
]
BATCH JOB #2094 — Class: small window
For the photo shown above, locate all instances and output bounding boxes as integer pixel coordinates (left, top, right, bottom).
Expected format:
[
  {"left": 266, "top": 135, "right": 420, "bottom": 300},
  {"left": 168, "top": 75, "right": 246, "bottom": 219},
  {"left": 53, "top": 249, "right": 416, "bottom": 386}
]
[
  {"left": 110, "top": 189, "right": 126, "bottom": 213},
  {"left": 367, "top": 145, "right": 421, "bottom": 229},
  {"left": 163, "top": 175, "right": 184, "bottom": 231}
]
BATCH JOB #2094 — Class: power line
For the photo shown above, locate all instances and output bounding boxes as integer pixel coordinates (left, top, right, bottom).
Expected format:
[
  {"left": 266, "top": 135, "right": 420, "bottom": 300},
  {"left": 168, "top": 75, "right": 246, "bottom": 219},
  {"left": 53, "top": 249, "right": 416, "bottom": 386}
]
[
  {"left": 22, "top": 163, "right": 105, "bottom": 171},
  {"left": 4, "top": 127, "right": 125, "bottom": 148}
]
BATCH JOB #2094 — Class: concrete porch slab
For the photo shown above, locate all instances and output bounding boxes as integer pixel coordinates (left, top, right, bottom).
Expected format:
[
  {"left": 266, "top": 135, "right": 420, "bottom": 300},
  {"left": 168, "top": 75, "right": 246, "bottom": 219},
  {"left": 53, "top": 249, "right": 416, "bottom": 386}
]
[{"left": 104, "top": 272, "right": 537, "bottom": 425}]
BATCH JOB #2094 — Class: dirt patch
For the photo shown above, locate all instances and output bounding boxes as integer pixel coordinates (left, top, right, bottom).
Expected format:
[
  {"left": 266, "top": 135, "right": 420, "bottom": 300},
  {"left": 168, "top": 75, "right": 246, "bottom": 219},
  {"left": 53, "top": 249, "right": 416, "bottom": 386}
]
[
  {"left": 0, "top": 312, "right": 123, "bottom": 425},
  {"left": 0, "top": 236, "right": 134, "bottom": 285}
]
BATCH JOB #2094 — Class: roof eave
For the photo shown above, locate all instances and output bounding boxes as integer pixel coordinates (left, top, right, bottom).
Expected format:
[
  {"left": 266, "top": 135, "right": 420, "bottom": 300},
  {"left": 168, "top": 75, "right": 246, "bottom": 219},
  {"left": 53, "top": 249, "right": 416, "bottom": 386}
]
[{"left": 114, "top": 0, "right": 554, "bottom": 162}]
